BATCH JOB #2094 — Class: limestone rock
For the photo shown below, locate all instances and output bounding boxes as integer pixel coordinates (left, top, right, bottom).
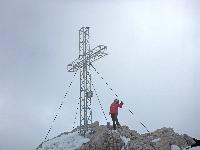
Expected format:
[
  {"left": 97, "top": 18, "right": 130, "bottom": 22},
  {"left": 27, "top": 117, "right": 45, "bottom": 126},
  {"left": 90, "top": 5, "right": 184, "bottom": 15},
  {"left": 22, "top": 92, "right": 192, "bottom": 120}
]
[{"left": 77, "top": 122, "right": 195, "bottom": 150}]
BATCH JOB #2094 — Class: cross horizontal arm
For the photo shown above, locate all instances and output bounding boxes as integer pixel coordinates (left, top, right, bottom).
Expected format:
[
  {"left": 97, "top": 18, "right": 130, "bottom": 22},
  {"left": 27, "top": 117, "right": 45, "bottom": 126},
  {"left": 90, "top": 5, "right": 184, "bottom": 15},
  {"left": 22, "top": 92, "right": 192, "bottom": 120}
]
[
  {"left": 67, "top": 45, "right": 107, "bottom": 72},
  {"left": 90, "top": 45, "right": 108, "bottom": 64}
]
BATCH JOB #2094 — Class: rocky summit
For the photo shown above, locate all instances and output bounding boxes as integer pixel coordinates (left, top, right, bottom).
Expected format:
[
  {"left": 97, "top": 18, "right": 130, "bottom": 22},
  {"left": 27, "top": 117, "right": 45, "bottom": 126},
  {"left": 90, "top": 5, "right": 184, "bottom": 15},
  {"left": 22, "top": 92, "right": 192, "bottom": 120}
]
[{"left": 38, "top": 121, "right": 196, "bottom": 150}]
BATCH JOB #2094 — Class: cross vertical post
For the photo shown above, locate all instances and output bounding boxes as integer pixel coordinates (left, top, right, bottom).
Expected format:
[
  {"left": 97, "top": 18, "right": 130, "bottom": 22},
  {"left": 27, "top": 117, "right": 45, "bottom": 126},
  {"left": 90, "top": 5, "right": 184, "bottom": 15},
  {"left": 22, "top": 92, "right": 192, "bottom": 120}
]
[{"left": 79, "top": 27, "right": 92, "bottom": 136}]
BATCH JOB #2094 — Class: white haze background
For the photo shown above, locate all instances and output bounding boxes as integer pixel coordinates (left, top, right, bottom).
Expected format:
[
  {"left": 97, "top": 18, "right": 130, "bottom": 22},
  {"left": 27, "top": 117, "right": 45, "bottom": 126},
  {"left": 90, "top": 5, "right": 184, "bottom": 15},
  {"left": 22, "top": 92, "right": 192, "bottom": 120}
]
[{"left": 0, "top": 0, "right": 200, "bottom": 150}]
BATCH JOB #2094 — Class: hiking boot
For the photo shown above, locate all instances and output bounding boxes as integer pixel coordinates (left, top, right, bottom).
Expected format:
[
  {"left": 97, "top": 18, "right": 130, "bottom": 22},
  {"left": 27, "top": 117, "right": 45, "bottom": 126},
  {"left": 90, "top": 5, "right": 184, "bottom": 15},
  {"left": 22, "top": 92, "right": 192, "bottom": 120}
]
[
  {"left": 113, "top": 124, "right": 116, "bottom": 130},
  {"left": 117, "top": 123, "right": 121, "bottom": 127}
]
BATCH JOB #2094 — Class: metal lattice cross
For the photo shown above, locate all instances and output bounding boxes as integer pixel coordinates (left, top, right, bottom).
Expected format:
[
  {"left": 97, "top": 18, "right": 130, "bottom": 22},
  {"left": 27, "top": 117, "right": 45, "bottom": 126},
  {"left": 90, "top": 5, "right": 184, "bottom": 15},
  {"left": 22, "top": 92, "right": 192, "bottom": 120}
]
[{"left": 67, "top": 27, "right": 107, "bottom": 136}]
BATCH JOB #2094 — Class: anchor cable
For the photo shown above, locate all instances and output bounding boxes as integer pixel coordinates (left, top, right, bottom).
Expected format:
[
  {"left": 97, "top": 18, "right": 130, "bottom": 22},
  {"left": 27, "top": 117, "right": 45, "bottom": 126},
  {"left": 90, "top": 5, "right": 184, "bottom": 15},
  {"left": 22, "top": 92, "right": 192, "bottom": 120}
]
[
  {"left": 91, "top": 64, "right": 151, "bottom": 134},
  {"left": 43, "top": 71, "right": 77, "bottom": 141}
]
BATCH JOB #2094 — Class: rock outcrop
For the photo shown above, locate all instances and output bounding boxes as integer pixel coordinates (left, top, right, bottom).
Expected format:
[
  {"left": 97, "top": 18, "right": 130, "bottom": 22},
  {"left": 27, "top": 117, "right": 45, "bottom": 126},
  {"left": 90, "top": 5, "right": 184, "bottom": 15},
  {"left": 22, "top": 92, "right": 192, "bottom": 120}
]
[
  {"left": 38, "top": 121, "right": 196, "bottom": 150},
  {"left": 78, "top": 121, "right": 195, "bottom": 150}
]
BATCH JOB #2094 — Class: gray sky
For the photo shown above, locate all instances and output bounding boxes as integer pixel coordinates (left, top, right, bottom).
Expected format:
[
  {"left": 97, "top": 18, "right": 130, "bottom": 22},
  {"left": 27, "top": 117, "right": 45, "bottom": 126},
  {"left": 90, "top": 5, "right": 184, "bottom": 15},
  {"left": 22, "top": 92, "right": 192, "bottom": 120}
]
[{"left": 0, "top": 0, "right": 200, "bottom": 150}]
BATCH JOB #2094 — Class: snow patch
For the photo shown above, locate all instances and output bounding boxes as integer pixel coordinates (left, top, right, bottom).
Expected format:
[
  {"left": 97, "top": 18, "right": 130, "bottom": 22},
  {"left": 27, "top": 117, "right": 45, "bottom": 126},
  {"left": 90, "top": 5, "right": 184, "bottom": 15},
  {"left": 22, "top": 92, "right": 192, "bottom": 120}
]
[
  {"left": 152, "top": 138, "right": 160, "bottom": 143},
  {"left": 171, "top": 145, "right": 180, "bottom": 150},
  {"left": 120, "top": 136, "right": 130, "bottom": 145},
  {"left": 38, "top": 131, "right": 90, "bottom": 150},
  {"left": 112, "top": 130, "right": 118, "bottom": 133},
  {"left": 184, "top": 147, "right": 200, "bottom": 150}
]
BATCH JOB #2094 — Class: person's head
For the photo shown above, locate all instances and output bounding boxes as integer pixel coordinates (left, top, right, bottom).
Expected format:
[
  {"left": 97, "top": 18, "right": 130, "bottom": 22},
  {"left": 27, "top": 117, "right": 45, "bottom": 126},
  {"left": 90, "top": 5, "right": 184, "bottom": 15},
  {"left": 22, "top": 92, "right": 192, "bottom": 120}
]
[{"left": 114, "top": 99, "right": 119, "bottom": 103}]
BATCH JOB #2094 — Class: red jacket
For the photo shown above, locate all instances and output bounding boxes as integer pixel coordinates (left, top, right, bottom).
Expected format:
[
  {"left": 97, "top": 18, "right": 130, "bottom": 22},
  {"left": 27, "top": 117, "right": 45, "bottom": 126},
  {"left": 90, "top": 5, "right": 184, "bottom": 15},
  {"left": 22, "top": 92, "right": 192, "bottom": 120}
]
[{"left": 110, "top": 102, "right": 123, "bottom": 114}]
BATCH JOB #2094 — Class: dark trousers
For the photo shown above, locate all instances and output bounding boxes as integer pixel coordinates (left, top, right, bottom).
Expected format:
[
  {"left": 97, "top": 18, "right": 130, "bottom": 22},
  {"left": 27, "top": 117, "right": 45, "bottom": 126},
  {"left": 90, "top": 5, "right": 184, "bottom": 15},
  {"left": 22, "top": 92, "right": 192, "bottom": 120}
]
[{"left": 111, "top": 113, "right": 120, "bottom": 130}]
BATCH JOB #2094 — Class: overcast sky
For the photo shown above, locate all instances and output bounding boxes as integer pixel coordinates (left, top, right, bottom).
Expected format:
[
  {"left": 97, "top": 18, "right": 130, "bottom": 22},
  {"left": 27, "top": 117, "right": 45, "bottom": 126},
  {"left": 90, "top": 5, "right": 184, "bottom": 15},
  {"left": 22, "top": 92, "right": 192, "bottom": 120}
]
[{"left": 0, "top": 0, "right": 200, "bottom": 150}]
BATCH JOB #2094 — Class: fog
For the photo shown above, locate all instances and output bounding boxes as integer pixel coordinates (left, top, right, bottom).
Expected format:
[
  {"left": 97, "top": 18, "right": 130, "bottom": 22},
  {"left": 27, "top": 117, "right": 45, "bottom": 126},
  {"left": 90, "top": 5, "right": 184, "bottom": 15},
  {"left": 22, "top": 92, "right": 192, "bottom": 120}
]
[{"left": 0, "top": 0, "right": 199, "bottom": 149}]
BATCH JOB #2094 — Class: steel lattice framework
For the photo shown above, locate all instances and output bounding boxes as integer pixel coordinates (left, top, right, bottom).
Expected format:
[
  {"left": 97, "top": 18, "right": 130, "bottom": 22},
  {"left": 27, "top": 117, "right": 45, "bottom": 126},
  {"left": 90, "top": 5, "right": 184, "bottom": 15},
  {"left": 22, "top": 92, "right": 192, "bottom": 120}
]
[{"left": 67, "top": 27, "right": 107, "bottom": 136}]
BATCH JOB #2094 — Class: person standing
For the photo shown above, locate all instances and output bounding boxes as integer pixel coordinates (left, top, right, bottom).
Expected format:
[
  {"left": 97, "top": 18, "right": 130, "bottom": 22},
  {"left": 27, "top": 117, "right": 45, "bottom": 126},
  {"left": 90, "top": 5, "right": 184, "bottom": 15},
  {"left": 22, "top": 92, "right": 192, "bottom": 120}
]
[{"left": 109, "top": 99, "right": 124, "bottom": 130}]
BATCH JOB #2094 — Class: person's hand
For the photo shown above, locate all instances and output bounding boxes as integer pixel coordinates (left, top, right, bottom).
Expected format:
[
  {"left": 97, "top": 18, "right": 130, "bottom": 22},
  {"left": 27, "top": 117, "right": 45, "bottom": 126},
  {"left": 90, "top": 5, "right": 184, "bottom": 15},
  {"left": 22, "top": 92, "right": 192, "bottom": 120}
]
[{"left": 120, "top": 101, "right": 124, "bottom": 105}]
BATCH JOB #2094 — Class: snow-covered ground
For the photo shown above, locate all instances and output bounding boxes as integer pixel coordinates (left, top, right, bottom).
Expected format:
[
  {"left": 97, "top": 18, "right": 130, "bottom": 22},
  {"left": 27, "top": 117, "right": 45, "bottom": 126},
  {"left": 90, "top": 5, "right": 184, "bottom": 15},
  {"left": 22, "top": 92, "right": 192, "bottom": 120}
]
[
  {"left": 188, "top": 148, "right": 200, "bottom": 150},
  {"left": 38, "top": 131, "right": 89, "bottom": 150},
  {"left": 171, "top": 145, "right": 200, "bottom": 150},
  {"left": 37, "top": 130, "right": 200, "bottom": 150},
  {"left": 184, "top": 147, "right": 200, "bottom": 150}
]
